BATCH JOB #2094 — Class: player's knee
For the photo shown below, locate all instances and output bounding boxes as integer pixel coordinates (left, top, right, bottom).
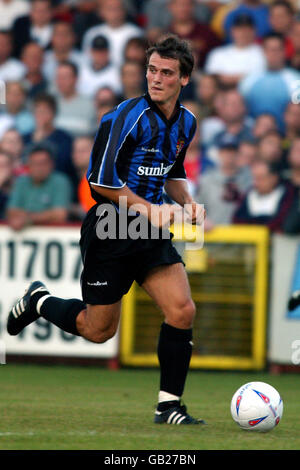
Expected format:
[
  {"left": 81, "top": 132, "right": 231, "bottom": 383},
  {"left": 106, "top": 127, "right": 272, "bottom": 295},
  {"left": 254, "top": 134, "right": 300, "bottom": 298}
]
[{"left": 169, "top": 298, "right": 196, "bottom": 329}]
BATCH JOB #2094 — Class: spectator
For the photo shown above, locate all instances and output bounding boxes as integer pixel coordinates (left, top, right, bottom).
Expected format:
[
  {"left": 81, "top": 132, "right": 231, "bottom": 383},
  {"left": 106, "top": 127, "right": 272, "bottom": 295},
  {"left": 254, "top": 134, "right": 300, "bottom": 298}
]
[
  {"left": 0, "top": 128, "right": 25, "bottom": 175},
  {"left": 124, "top": 36, "right": 149, "bottom": 67},
  {"left": 0, "top": 30, "right": 25, "bottom": 82},
  {"left": 23, "top": 93, "right": 75, "bottom": 182},
  {"left": 166, "top": 0, "right": 221, "bottom": 68},
  {"left": 283, "top": 103, "right": 300, "bottom": 147},
  {"left": 239, "top": 33, "right": 300, "bottom": 131},
  {"left": 257, "top": 130, "right": 286, "bottom": 172},
  {"left": 195, "top": 143, "right": 252, "bottom": 230},
  {"left": 6, "top": 145, "right": 72, "bottom": 230},
  {"left": 12, "top": 0, "right": 54, "bottom": 57},
  {"left": 53, "top": 61, "right": 95, "bottom": 137},
  {"left": 289, "top": 17, "right": 300, "bottom": 70},
  {"left": 20, "top": 42, "right": 48, "bottom": 101},
  {"left": 82, "top": 0, "right": 143, "bottom": 68},
  {"left": 206, "top": 88, "right": 254, "bottom": 163},
  {"left": 72, "top": 0, "right": 106, "bottom": 48},
  {"left": 205, "top": 13, "right": 266, "bottom": 87},
  {"left": 0, "top": 81, "right": 35, "bottom": 136},
  {"left": 118, "top": 60, "right": 146, "bottom": 102},
  {"left": 233, "top": 159, "right": 295, "bottom": 232},
  {"left": 269, "top": 0, "right": 295, "bottom": 60},
  {"left": 222, "top": 0, "right": 271, "bottom": 42},
  {"left": 0, "top": 0, "right": 30, "bottom": 31},
  {"left": 144, "top": 0, "right": 211, "bottom": 41},
  {"left": 252, "top": 113, "right": 278, "bottom": 140},
  {"left": 77, "top": 35, "right": 122, "bottom": 97},
  {"left": 236, "top": 139, "right": 258, "bottom": 168},
  {"left": 195, "top": 73, "right": 220, "bottom": 121},
  {"left": 71, "top": 135, "right": 95, "bottom": 216},
  {"left": 43, "top": 21, "right": 84, "bottom": 82},
  {"left": 282, "top": 137, "right": 300, "bottom": 233},
  {"left": 93, "top": 86, "right": 118, "bottom": 130},
  {"left": 0, "top": 151, "right": 15, "bottom": 219}
]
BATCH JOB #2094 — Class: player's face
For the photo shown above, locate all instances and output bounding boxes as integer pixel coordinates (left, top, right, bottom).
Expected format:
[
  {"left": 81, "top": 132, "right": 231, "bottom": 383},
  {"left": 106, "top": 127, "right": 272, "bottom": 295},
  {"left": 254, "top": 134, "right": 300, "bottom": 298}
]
[{"left": 146, "top": 52, "right": 189, "bottom": 107}]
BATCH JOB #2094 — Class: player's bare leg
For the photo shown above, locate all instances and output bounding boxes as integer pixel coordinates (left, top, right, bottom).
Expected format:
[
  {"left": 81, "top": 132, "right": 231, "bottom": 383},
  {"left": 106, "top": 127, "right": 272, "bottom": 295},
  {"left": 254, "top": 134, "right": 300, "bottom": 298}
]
[
  {"left": 142, "top": 263, "right": 205, "bottom": 424},
  {"left": 75, "top": 302, "right": 121, "bottom": 343}
]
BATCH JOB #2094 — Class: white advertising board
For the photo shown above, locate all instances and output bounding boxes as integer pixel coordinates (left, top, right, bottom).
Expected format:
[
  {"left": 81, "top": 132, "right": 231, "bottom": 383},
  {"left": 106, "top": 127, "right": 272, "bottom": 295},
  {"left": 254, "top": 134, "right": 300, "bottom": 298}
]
[{"left": 0, "top": 225, "right": 119, "bottom": 359}]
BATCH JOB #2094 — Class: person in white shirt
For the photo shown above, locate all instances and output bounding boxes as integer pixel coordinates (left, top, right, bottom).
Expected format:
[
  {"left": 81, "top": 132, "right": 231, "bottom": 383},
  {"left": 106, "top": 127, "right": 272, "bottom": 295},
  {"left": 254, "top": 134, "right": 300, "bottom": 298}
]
[
  {"left": 0, "top": 0, "right": 30, "bottom": 30},
  {"left": 43, "top": 21, "right": 84, "bottom": 82},
  {"left": 53, "top": 61, "right": 95, "bottom": 137},
  {"left": 0, "top": 31, "right": 25, "bottom": 82},
  {"left": 82, "top": 0, "right": 143, "bottom": 68},
  {"left": 77, "top": 35, "right": 122, "bottom": 97},
  {"left": 205, "top": 13, "right": 266, "bottom": 87}
]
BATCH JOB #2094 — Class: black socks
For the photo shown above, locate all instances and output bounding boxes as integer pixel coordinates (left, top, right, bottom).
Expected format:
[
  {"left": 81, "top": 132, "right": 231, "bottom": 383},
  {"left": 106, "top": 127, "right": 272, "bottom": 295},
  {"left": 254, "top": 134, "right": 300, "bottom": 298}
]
[
  {"left": 157, "top": 322, "right": 193, "bottom": 399},
  {"left": 33, "top": 293, "right": 85, "bottom": 336}
]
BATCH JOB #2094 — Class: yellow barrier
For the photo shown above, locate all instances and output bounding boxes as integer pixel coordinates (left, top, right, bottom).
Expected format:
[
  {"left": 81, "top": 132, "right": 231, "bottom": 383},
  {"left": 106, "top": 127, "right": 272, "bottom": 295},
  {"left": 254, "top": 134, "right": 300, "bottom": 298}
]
[{"left": 120, "top": 225, "right": 269, "bottom": 370}]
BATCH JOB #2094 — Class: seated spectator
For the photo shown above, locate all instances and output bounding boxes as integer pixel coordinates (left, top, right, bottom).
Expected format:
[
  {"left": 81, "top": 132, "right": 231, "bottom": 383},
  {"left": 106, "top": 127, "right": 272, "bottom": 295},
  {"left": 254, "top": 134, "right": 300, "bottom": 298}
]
[
  {"left": 257, "top": 130, "right": 287, "bottom": 172},
  {"left": 6, "top": 144, "right": 72, "bottom": 231},
  {"left": 124, "top": 36, "right": 149, "bottom": 68},
  {"left": 0, "top": 30, "right": 25, "bottom": 82},
  {"left": 239, "top": 33, "right": 300, "bottom": 132},
  {"left": 222, "top": 0, "right": 271, "bottom": 42},
  {"left": 82, "top": 0, "right": 143, "bottom": 69},
  {"left": 0, "top": 151, "right": 15, "bottom": 219},
  {"left": 0, "top": 128, "right": 25, "bottom": 175},
  {"left": 252, "top": 113, "right": 278, "bottom": 140},
  {"left": 12, "top": 0, "right": 54, "bottom": 57},
  {"left": 53, "top": 61, "right": 95, "bottom": 137},
  {"left": 236, "top": 139, "right": 258, "bottom": 169},
  {"left": 166, "top": 0, "right": 221, "bottom": 68},
  {"left": 43, "top": 21, "right": 84, "bottom": 82},
  {"left": 233, "top": 159, "right": 295, "bottom": 232},
  {"left": 20, "top": 42, "right": 48, "bottom": 102},
  {"left": 23, "top": 93, "right": 75, "bottom": 182},
  {"left": 195, "top": 73, "right": 220, "bottom": 121},
  {"left": 0, "top": 81, "right": 35, "bottom": 136},
  {"left": 283, "top": 103, "right": 300, "bottom": 149},
  {"left": 205, "top": 13, "right": 266, "bottom": 88},
  {"left": 195, "top": 143, "right": 252, "bottom": 230},
  {"left": 71, "top": 135, "right": 95, "bottom": 217},
  {"left": 282, "top": 137, "right": 300, "bottom": 234},
  {"left": 72, "top": 0, "right": 108, "bottom": 49},
  {"left": 0, "top": 0, "right": 30, "bottom": 31},
  {"left": 77, "top": 35, "right": 122, "bottom": 97},
  {"left": 288, "top": 17, "right": 300, "bottom": 70},
  {"left": 93, "top": 86, "right": 118, "bottom": 130},
  {"left": 269, "top": 0, "right": 295, "bottom": 60},
  {"left": 118, "top": 60, "right": 146, "bottom": 102},
  {"left": 206, "top": 88, "right": 254, "bottom": 164}
]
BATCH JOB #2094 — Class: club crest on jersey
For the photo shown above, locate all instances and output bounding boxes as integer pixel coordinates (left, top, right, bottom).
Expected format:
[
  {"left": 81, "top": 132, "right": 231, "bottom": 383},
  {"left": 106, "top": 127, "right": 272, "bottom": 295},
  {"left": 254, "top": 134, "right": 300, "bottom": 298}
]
[{"left": 175, "top": 139, "right": 185, "bottom": 158}]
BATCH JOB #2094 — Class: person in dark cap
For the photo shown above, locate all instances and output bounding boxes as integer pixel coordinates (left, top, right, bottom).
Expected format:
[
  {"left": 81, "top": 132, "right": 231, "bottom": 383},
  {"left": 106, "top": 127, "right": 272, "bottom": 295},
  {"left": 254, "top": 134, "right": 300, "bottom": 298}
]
[{"left": 77, "top": 34, "right": 122, "bottom": 97}]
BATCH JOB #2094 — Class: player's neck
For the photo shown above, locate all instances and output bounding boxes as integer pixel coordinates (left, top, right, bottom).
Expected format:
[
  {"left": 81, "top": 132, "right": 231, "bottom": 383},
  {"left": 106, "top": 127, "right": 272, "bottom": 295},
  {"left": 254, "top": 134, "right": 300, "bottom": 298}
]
[{"left": 155, "top": 99, "right": 179, "bottom": 121}]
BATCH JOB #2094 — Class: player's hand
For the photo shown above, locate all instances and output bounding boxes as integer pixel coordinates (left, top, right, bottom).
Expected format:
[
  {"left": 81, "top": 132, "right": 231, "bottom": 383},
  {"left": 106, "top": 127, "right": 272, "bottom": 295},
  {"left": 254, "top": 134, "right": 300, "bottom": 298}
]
[
  {"left": 183, "top": 201, "right": 206, "bottom": 225},
  {"left": 150, "top": 203, "right": 182, "bottom": 228}
]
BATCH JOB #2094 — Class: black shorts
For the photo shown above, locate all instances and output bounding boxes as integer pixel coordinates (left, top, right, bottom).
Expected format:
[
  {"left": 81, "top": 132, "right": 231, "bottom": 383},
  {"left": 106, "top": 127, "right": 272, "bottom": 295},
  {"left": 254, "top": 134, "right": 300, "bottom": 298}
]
[{"left": 79, "top": 204, "right": 183, "bottom": 305}]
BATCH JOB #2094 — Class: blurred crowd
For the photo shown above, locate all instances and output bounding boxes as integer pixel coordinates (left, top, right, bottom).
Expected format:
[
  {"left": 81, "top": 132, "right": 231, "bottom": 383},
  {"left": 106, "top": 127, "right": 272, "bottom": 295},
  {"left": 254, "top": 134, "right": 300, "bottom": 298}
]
[{"left": 1, "top": 0, "right": 300, "bottom": 234}]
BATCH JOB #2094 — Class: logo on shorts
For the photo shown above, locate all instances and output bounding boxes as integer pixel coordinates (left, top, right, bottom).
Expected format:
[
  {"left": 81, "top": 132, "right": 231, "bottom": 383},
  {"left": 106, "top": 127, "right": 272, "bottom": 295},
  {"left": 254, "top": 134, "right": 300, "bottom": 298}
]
[{"left": 87, "top": 281, "right": 108, "bottom": 286}]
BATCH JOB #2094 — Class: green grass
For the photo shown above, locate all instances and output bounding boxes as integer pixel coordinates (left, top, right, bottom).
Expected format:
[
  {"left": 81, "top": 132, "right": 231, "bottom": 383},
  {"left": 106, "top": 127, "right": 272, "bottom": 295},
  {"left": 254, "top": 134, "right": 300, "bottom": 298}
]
[{"left": 0, "top": 364, "right": 299, "bottom": 450}]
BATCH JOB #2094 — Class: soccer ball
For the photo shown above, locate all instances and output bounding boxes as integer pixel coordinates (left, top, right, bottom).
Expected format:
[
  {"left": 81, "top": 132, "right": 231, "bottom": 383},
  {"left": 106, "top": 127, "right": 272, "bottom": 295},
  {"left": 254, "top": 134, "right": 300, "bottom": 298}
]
[{"left": 230, "top": 381, "right": 283, "bottom": 432}]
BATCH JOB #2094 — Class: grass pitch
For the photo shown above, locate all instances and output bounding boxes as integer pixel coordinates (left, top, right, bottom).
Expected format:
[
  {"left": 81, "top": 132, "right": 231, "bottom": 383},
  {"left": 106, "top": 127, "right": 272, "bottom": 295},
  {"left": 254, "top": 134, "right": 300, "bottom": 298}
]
[{"left": 0, "top": 364, "right": 299, "bottom": 450}]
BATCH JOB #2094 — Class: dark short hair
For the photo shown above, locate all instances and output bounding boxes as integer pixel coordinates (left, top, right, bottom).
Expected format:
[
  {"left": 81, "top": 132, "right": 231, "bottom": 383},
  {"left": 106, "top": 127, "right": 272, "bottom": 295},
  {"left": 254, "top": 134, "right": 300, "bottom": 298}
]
[
  {"left": 26, "top": 143, "right": 55, "bottom": 161},
  {"left": 262, "top": 32, "right": 285, "bottom": 45},
  {"left": 33, "top": 92, "right": 57, "bottom": 114},
  {"left": 58, "top": 60, "right": 78, "bottom": 77},
  {"left": 146, "top": 34, "right": 194, "bottom": 78}
]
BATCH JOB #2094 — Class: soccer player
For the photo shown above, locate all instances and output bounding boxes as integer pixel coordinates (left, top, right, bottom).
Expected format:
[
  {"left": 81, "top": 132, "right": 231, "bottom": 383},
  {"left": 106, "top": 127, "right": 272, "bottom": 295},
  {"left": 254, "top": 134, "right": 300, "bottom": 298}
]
[{"left": 7, "top": 35, "right": 206, "bottom": 425}]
